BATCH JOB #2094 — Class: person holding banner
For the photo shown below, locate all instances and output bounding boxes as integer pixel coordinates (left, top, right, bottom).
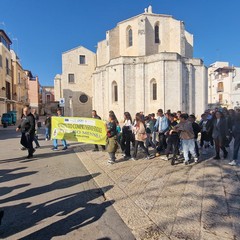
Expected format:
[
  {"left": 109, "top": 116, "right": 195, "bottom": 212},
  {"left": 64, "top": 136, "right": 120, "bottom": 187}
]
[
  {"left": 106, "top": 113, "right": 118, "bottom": 164},
  {"left": 92, "top": 110, "right": 106, "bottom": 151},
  {"left": 52, "top": 108, "right": 68, "bottom": 151}
]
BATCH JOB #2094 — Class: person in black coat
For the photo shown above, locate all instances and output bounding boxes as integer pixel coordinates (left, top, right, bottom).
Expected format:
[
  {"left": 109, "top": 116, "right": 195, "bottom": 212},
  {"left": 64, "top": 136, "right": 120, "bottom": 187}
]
[
  {"left": 16, "top": 106, "right": 36, "bottom": 159},
  {"left": 229, "top": 112, "right": 240, "bottom": 166},
  {"left": 92, "top": 110, "right": 105, "bottom": 151},
  {"left": 212, "top": 111, "right": 228, "bottom": 160}
]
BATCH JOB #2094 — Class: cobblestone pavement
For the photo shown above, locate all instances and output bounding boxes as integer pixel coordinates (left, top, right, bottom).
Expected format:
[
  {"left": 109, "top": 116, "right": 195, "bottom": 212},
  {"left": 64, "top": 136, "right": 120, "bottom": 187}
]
[{"left": 75, "top": 143, "right": 240, "bottom": 240}]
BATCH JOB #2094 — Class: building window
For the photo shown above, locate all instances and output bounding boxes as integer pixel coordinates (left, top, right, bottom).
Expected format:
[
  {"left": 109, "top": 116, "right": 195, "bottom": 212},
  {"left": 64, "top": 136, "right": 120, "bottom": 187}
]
[
  {"left": 217, "top": 82, "right": 224, "bottom": 92},
  {"left": 235, "top": 83, "right": 240, "bottom": 90},
  {"left": 79, "top": 94, "right": 88, "bottom": 103},
  {"left": 68, "top": 74, "right": 75, "bottom": 83},
  {"left": 150, "top": 79, "right": 157, "bottom": 100},
  {"left": 154, "top": 23, "right": 160, "bottom": 43},
  {"left": 6, "top": 81, "right": 11, "bottom": 100},
  {"left": 79, "top": 55, "right": 86, "bottom": 64},
  {"left": 127, "top": 26, "right": 133, "bottom": 47},
  {"left": 18, "top": 72, "right": 20, "bottom": 84},
  {"left": 46, "top": 94, "right": 51, "bottom": 103},
  {"left": 153, "top": 83, "right": 157, "bottom": 100},
  {"left": 219, "top": 94, "right": 223, "bottom": 104},
  {"left": 112, "top": 81, "right": 118, "bottom": 102},
  {"left": 0, "top": 36, "right": 10, "bottom": 50},
  {"left": 6, "top": 58, "right": 10, "bottom": 75}
]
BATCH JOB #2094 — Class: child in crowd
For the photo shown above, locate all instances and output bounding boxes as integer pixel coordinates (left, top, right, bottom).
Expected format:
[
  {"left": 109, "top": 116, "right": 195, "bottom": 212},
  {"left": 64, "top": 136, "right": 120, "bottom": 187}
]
[{"left": 106, "top": 113, "right": 118, "bottom": 164}]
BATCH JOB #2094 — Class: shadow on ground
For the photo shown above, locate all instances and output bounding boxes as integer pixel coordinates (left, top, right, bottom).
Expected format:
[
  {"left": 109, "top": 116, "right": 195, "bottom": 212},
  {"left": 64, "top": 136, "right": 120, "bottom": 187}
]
[{"left": 0, "top": 173, "right": 114, "bottom": 239}]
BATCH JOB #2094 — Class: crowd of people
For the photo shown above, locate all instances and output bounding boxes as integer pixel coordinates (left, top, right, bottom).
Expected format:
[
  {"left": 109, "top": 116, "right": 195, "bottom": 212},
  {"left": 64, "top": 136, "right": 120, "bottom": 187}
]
[
  {"left": 16, "top": 106, "right": 240, "bottom": 167},
  {"left": 104, "top": 108, "right": 240, "bottom": 166}
]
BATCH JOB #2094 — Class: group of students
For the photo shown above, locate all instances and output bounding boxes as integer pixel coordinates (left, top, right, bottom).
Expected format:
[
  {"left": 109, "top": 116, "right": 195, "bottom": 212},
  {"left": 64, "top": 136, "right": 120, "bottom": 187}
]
[{"left": 104, "top": 108, "right": 240, "bottom": 166}]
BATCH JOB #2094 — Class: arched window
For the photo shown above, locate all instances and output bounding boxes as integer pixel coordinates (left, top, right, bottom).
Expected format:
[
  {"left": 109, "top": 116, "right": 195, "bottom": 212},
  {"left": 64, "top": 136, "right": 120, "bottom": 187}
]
[
  {"left": 127, "top": 26, "right": 133, "bottom": 47},
  {"left": 151, "top": 79, "right": 157, "bottom": 100},
  {"left": 154, "top": 23, "right": 160, "bottom": 44},
  {"left": 112, "top": 81, "right": 118, "bottom": 102}
]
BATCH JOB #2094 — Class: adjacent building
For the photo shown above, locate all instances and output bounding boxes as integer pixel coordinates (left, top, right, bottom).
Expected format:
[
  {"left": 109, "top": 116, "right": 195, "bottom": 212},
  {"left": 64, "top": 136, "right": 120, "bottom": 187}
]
[
  {"left": 42, "top": 86, "right": 58, "bottom": 114},
  {"left": 55, "top": 6, "right": 208, "bottom": 118},
  {"left": 25, "top": 70, "right": 41, "bottom": 113},
  {"left": 11, "top": 50, "right": 29, "bottom": 118},
  {"left": 54, "top": 46, "right": 96, "bottom": 117},
  {"left": 0, "top": 29, "right": 13, "bottom": 117},
  {"left": 208, "top": 62, "right": 240, "bottom": 109}
]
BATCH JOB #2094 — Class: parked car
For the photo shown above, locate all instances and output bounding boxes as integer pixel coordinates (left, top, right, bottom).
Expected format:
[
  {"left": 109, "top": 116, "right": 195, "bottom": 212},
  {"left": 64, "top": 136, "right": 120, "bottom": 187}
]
[
  {"left": 8, "top": 111, "right": 17, "bottom": 125},
  {"left": 1, "top": 113, "right": 13, "bottom": 127}
]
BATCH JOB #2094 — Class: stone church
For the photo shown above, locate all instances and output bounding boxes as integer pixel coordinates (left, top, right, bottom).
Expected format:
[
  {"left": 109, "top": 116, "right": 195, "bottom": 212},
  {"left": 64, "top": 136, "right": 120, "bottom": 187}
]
[{"left": 54, "top": 6, "right": 207, "bottom": 119}]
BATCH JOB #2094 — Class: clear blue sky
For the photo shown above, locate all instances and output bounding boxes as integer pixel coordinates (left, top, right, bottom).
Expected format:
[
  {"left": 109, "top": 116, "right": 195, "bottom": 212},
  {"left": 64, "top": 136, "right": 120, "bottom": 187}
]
[{"left": 1, "top": 0, "right": 240, "bottom": 86}]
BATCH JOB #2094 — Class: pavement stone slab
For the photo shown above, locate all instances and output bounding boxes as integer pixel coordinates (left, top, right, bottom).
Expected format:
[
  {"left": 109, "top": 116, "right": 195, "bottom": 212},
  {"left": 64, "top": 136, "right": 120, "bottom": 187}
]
[
  {"left": 171, "top": 217, "right": 201, "bottom": 240},
  {"left": 202, "top": 194, "right": 229, "bottom": 215},
  {"left": 176, "top": 196, "right": 202, "bottom": 221},
  {"left": 201, "top": 211, "right": 234, "bottom": 239}
]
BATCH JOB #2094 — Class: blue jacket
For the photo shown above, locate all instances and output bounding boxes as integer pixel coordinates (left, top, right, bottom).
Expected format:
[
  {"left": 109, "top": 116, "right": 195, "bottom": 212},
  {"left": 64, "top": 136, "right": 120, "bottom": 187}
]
[{"left": 154, "top": 116, "right": 169, "bottom": 133}]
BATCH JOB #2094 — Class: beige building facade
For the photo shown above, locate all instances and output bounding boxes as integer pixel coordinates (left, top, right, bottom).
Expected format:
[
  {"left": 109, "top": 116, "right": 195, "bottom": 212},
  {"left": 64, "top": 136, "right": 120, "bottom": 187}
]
[
  {"left": 55, "top": 6, "right": 208, "bottom": 119},
  {"left": 54, "top": 46, "right": 96, "bottom": 117},
  {"left": 11, "top": 50, "right": 29, "bottom": 119},
  {"left": 0, "top": 30, "right": 13, "bottom": 117},
  {"left": 208, "top": 62, "right": 240, "bottom": 109}
]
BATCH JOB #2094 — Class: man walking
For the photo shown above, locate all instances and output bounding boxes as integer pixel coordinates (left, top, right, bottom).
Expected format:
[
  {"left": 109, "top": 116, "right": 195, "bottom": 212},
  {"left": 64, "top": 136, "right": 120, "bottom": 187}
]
[
  {"left": 16, "top": 106, "right": 36, "bottom": 159},
  {"left": 92, "top": 110, "right": 105, "bottom": 151},
  {"left": 154, "top": 109, "right": 169, "bottom": 156},
  {"left": 52, "top": 108, "right": 68, "bottom": 151}
]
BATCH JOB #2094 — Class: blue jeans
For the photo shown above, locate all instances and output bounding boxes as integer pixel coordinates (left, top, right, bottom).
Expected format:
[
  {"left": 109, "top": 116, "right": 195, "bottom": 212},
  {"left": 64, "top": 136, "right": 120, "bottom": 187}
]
[
  {"left": 233, "top": 134, "right": 240, "bottom": 160},
  {"left": 182, "top": 139, "right": 197, "bottom": 162},
  {"left": 53, "top": 139, "right": 67, "bottom": 148},
  {"left": 45, "top": 128, "right": 50, "bottom": 139}
]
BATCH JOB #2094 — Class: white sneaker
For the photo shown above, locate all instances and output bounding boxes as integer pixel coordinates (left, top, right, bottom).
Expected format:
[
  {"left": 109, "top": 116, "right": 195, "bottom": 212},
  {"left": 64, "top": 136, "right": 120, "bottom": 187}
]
[
  {"left": 108, "top": 159, "right": 115, "bottom": 164},
  {"left": 161, "top": 156, "right": 169, "bottom": 161},
  {"left": 194, "top": 157, "right": 199, "bottom": 163},
  {"left": 131, "top": 157, "right": 137, "bottom": 161},
  {"left": 228, "top": 160, "right": 237, "bottom": 166}
]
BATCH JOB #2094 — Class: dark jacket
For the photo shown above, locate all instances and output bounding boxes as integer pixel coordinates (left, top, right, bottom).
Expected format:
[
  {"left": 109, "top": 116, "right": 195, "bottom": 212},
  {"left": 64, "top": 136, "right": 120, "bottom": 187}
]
[
  {"left": 45, "top": 116, "right": 51, "bottom": 128},
  {"left": 93, "top": 115, "right": 101, "bottom": 120},
  {"left": 212, "top": 118, "right": 228, "bottom": 140},
  {"left": 18, "top": 113, "right": 35, "bottom": 135},
  {"left": 107, "top": 121, "right": 117, "bottom": 138},
  {"left": 192, "top": 122, "right": 201, "bottom": 139},
  {"left": 199, "top": 119, "right": 213, "bottom": 133}
]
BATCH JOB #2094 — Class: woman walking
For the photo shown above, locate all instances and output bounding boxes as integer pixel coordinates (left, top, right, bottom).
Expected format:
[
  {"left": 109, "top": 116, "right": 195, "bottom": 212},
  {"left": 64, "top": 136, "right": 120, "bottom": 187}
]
[
  {"left": 212, "top": 111, "right": 228, "bottom": 160},
  {"left": 131, "top": 114, "right": 151, "bottom": 160},
  {"left": 121, "top": 112, "right": 133, "bottom": 160}
]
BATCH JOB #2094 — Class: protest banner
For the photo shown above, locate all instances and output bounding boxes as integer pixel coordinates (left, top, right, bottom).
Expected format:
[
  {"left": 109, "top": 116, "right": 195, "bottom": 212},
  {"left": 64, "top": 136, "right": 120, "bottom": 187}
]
[{"left": 51, "top": 117, "right": 107, "bottom": 145}]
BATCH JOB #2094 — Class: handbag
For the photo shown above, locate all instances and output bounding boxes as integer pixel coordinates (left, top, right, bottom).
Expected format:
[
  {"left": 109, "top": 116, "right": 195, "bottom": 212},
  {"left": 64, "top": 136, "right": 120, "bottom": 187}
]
[{"left": 138, "top": 132, "right": 148, "bottom": 141}]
